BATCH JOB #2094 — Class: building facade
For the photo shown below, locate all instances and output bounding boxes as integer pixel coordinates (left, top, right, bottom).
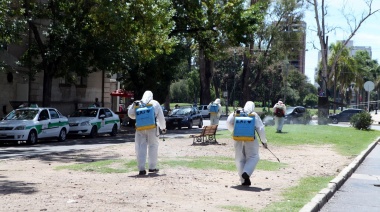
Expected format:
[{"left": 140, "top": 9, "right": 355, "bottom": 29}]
[{"left": 0, "top": 45, "right": 120, "bottom": 117}]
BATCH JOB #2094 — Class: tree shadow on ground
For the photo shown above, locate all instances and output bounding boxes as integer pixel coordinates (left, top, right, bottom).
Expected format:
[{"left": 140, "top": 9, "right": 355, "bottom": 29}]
[{"left": 0, "top": 179, "right": 38, "bottom": 195}]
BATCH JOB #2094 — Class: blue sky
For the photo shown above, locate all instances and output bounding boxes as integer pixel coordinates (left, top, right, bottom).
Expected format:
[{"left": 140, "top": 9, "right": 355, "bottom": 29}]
[{"left": 303, "top": 0, "right": 380, "bottom": 85}]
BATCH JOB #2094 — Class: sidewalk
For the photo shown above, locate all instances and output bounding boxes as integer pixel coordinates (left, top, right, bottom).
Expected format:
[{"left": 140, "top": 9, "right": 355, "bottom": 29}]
[
  {"left": 301, "top": 138, "right": 380, "bottom": 212},
  {"left": 371, "top": 111, "right": 380, "bottom": 125},
  {"left": 320, "top": 143, "right": 380, "bottom": 212}
]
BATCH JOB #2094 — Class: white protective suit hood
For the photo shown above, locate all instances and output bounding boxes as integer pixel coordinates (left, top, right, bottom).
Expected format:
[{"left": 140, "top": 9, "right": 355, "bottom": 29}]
[
  {"left": 243, "top": 101, "right": 255, "bottom": 114},
  {"left": 141, "top": 90, "right": 153, "bottom": 104},
  {"left": 214, "top": 98, "right": 221, "bottom": 104}
]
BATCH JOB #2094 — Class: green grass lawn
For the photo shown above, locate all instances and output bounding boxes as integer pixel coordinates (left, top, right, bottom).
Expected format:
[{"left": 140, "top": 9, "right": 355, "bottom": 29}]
[{"left": 217, "top": 124, "right": 379, "bottom": 156}]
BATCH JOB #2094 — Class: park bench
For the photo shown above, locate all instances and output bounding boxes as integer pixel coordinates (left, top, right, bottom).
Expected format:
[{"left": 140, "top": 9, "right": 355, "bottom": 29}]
[{"left": 190, "top": 124, "right": 218, "bottom": 145}]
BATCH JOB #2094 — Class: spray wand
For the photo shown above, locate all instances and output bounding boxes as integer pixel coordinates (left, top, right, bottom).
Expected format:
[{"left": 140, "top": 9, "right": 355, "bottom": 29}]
[{"left": 256, "top": 130, "right": 280, "bottom": 163}]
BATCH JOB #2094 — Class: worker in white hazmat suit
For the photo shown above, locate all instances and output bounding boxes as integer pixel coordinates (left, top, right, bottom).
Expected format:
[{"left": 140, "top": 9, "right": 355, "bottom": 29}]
[
  {"left": 207, "top": 98, "right": 222, "bottom": 125},
  {"left": 273, "top": 100, "right": 286, "bottom": 133},
  {"left": 128, "top": 90, "right": 166, "bottom": 175},
  {"left": 226, "top": 101, "right": 268, "bottom": 186}
]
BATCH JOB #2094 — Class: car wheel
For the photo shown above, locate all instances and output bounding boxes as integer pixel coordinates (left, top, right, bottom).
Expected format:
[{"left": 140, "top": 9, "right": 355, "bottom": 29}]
[
  {"left": 198, "top": 120, "right": 203, "bottom": 128},
  {"left": 110, "top": 124, "right": 118, "bottom": 136},
  {"left": 88, "top": 126, "right": 98, "bottom": 138},
  {"left": 57, "top": 129, "right": 67, "bottom": 142},
  {"left": 188, "top": 120, "right": 193, "bottom": 129},
  {"left": 26, "top": 130, "right": 38, "bottom": 145},
  {"left": 332, "top": 118, "right": 338, "bottom": 124}
]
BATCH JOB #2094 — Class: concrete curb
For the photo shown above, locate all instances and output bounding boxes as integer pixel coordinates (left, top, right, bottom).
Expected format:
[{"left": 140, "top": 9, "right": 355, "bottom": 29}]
[{"left": 300, "top": 138, "right": 380, "bottom": 212}]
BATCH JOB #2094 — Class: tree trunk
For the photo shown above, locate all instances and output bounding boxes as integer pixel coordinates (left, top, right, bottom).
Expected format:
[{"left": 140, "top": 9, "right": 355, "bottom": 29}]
[
  {"left": 241, "top": 51, "right": 252, "bottom": 106},
  {"left": 199, "top": 48, "right": 212, "bottom": 105},
  {"left": 213, "top": 78, "right": 220, "bottom": 100},
  {"left": 42, "top": 68, "right": 53, "bottom": 107}
]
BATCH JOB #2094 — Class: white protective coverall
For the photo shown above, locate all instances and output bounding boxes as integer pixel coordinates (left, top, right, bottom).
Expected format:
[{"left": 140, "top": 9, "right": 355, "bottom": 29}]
[
  {"left": 207, "top": 98, "right": 222, "bottom": 125},
  {"left": 273, "top": 101, "right": 286, "bottom": 133},
  {"left": 226, "top": 101, "right": 268, "bottom": 185},
  {"left": 128, "top": 91, "right": 166, "bottom": 173}
]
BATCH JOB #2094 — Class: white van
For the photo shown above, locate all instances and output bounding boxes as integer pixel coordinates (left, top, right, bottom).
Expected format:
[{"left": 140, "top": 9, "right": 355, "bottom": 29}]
[{"left": 198, "top": 105, "right": 210, "bottom": 118}]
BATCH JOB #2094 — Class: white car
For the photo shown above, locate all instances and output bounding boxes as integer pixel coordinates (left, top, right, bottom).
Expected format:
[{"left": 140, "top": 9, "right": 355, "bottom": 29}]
[
  {"left": 198, "top": 105, "right": 210, "bottom": 118},
  {"left": 0, "top": 107, "right": 70, "bottom": 145},
  {"left": 68, "top": 107, "right": 120, "bottom": 137}
]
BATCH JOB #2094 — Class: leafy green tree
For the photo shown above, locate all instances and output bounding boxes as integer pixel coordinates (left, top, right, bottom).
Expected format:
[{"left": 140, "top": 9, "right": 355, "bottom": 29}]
[
  {"left": 303, "top": 93, "right": 318, "bottom": 107},
  {"left": 307, "top": 0, "right": 379, "bottom": 97},
  {"left": 0, "top": 0, "right": 26, "bottom": 71},
  {"left": 170, "top": 0, "right": 267, "bottom": 105},
  {"left": 187, "top": 69, "right": 201, "bottom": 105},
  {"left": 14, "top": 0, "right": 177, "bottom": 106},
  {"left": 240, "top": 0, "right": 303, "bottom": 104},
  {"left": 170, "top": 79, "right": 190, "bottom": 103},
  {"left": 328, "top": 42, "right": 356, "bottom": 111}
]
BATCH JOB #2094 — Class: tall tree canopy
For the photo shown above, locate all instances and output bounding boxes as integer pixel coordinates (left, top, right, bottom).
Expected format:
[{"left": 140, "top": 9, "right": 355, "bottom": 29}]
[
  {"left": 10, "top": 0, "right": 177, "bottom": 106},
  {"left": 170, "top": 0, "right": 268, "bottom": 105}
]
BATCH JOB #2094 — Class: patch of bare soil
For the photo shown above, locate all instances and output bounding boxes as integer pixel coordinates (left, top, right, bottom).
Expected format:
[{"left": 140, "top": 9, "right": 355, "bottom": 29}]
[{"left": 0, "top": 137, "right": 352, "bottom": 212}]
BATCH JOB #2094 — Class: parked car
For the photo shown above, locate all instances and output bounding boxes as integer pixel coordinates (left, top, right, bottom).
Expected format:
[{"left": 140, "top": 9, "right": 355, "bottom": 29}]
[
  {"left": 0, "top": 107, "right": 69, "bottom": 145},
  {"left": 165, "top": 107, "right": 203, "bottom": 130},
  {"left": 198, "top": 105, "right": 210, "bottom": 118},
  {"left": 68, "top": 107, "right": 120, "bottom": 137},
  {"left": 284, "top": 106, "right": 309, "bottom": 124},
  {"left": 328, "top": 108, "right": 364, "bottom": 124},
  {"left": 161, "top": 106, "right": 169, "bottom": 116}
]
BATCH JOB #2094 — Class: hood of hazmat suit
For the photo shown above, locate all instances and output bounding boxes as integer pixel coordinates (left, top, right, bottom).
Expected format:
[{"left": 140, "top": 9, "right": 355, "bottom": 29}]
[
  {"left": 243, "top": 101, "right": 255, "bottom": 114},
  {"left": 141, "top": 90, "right": 153, "bottom": 104}
]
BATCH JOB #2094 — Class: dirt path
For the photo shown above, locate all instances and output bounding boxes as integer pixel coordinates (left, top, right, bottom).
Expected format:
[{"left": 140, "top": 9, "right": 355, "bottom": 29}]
[{"left": 0, "top": 137, "right": 352, "bottom": 211}]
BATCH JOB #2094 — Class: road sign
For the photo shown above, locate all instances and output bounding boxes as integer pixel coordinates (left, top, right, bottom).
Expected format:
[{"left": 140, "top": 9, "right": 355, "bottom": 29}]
[
  {"left": 364, "top": 81, "right": 375, "bottom": 111},
  {"left": 364, "top": 81, "right": 374, "bottom": 91}
]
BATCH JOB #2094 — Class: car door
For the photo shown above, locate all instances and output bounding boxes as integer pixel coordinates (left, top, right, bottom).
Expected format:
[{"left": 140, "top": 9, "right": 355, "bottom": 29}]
[
  {"left": 340, "top": 110, "right": 351, "bottom": 122},
  {"left": 103, "top": 108, "right": 115, "bottom": 132},
  {"left": 48, "top": 109, "right": 62, "bottom": 137},
  {"left": 97, "top": 109, "right": 107, "bottom": 133},
  {"left": 37, "top": 109, "right": 51, "bottom": 138},
  {"left": 192, "top": 108, "right": 200, "bottom": 126}
]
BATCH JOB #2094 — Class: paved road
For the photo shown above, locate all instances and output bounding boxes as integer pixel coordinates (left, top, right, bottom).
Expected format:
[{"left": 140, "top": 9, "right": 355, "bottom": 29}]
[
  {"left": 320, "top": 144, "right": 380, "bottom": 212},
  {"left": 0, "top": 133, "right": 135, "bottom": 160},
  {"left": 0, "top": 120, "right": 220, "bottom": 160}
]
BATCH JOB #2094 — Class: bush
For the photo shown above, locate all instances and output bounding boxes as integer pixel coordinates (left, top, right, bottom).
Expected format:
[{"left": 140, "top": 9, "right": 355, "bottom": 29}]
[
  {"left": 350, "top": 112, "right": 372, "bottom": 130},
  {"left": 301, "top": 109, "right": 312, "bottom": 124}
]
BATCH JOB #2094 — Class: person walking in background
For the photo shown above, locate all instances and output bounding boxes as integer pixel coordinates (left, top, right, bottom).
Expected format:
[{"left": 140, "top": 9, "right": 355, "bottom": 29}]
[
  {"left": 128, "top": 90, "right": 166, "bottom": 175},
  {"left": 207, "top": 98, "right": 222, "bottom": 125},
  {"left": 226, "top": 101, "right": 268, "bottom": 186},
  {"left": 94, "top": 98, "right": 100, "bottom": 107},
  {"left": 273, "top": 100, "right": 286, "bottom": 133}
]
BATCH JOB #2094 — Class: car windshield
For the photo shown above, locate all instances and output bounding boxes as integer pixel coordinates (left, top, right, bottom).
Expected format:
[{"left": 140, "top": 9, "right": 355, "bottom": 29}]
[
  {"left": 70, "top": 109, "right": 98, "bottom": 117},
  {"left": 285, "top": 107, "right": 295, "bottom": 114},
  {"left": 172, "top": 108, "right": 192, "bottom": 115},
  {"left": 5, "top": 109, "right": 39, "bottom": 120}
]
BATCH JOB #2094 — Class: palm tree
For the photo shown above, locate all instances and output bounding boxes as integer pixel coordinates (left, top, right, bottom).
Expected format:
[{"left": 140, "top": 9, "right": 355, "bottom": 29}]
[
  {"left": 353, "top": 51, "right": 378, "bottom": 109},
  {"left": 328, "top": 42, "right": 356, "bottom": 112}
]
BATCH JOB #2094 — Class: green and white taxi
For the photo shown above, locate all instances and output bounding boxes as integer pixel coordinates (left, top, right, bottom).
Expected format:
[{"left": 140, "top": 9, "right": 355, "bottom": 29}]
[
  {"left": 0, "top": 107, "right": 70, "bottom": 145},
  {"left": 68, "top": 107, "right": 120, "bottom": 138}
]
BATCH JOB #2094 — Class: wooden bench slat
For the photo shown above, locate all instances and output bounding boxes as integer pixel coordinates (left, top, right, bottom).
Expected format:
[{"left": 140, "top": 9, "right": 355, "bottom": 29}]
[{"left": 191, "top": 124, "right": 218, "bottom": 145}]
